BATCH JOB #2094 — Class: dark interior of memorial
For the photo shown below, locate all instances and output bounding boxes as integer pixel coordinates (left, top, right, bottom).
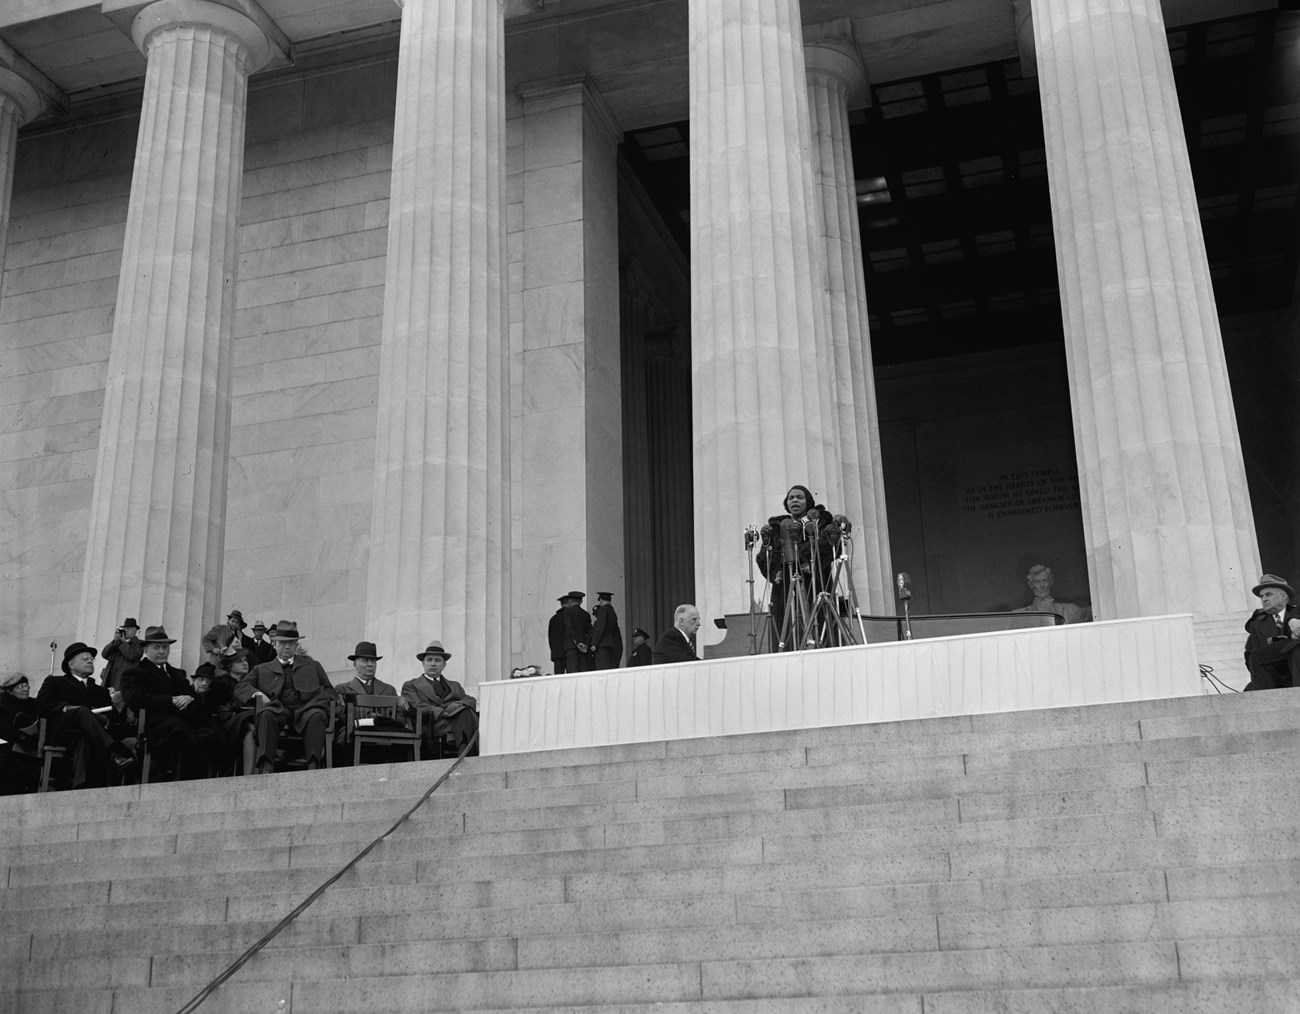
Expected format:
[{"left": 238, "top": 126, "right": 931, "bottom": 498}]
[{"left": 619, "top": 9, "right": 1299, "bottom": 604}]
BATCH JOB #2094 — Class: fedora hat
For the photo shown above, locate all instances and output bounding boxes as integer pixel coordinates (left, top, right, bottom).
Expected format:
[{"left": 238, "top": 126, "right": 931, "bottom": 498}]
[
  {"left": 121, "top": 617, "right": 139, "bottom": 629},
  {"left": 348, "top": 641, "right": 383, "bottom": 661},
  {"left": 416, "top": 641, "right": 452, "bottom": 661},
  {"left": 140, "top": 626, "right": 177, "bottom": 645},
  {"left": 271, "top": 620, "right": 301, "bottom": 640},
  {"left": 227, "top": 609, "right": 246, "bottom": 629},
  {"left": 60, "top": 641, "right": 98, "bottom": 674},
  {"left": 1252, "top": 574, "right": 1296, "bottom": 600}
]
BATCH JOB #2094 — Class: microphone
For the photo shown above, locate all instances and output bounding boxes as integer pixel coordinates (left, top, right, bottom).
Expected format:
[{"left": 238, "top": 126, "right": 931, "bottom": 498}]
[{"left": 896, "top": 572, "right": 912, "bottom": 601}]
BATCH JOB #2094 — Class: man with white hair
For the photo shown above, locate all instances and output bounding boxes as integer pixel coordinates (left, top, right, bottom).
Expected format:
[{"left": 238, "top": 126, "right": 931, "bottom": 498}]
[
  {"left": 652, "top": 604, "right": 701, "bottom": 664},
  {"left": 1243, "top": 574, "right": 1300, "bottom": 691}
]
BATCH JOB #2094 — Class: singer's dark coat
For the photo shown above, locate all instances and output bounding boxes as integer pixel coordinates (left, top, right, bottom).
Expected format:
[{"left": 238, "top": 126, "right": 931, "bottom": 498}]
[{"left": 756, "top": 505, "right": 841, "bottom": 584}]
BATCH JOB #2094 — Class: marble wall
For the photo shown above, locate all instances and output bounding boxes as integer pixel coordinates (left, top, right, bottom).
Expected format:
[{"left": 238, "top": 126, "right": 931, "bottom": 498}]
[
  {"left": 221, "top": 53, "right": 397, "bottom": 679},
  {"left": 0, "top": 115, "right": 135, "bottom": 683},
  {"left": 2, "top": 52, "right": 401, "bottom": 682}
]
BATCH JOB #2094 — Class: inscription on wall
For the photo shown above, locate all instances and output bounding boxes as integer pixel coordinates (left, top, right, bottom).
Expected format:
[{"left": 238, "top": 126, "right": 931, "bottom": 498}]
[{"left": 960, "top": 467, "right": 1081, "bottom": 521}]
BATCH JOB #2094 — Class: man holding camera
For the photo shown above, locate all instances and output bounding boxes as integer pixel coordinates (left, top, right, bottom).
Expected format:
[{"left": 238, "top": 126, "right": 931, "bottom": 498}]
[{"left": 101, "top": 618, "right": 143, "bottom": 691}]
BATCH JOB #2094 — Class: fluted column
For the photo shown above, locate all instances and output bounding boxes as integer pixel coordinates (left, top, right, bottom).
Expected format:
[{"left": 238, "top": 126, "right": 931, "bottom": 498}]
[
  {"left": 0, "top": 68, "right": 43, "bottom": 285},
  {"left": 78, "top": 0, "right": 269, "bottom": 659},
  {"left": 690, "top": 0, "right": 841, "bottom": 638},
  {"left": 1029, "top": 0, "right": 1259, "bottom": 617},
  {"left": 367, "top": 0, "right": 509, "bottom": 687},
  {"left": 804, "top": 26, "right": 894, "bottom": 613}
]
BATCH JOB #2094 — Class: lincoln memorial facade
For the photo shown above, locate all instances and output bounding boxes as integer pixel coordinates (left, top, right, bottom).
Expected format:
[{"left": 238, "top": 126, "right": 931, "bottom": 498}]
[{"left": 0, "top": 0, "right": 1294, "bottom": 688}]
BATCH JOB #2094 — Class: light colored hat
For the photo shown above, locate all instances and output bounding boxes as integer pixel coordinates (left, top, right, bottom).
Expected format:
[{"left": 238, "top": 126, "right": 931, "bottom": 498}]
[{"left": 416, "top": 641, "right": 452, "bottom": 661}]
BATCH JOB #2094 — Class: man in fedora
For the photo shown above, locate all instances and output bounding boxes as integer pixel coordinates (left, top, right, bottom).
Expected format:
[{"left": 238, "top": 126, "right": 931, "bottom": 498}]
[
  {"left": 36, "top": 641, "right": 136, "bottom": 785},
  {"left": 101, "top": 617, "right": 143, "bottom": 690},
  {"left": 1243, "top": 574, "right": 1300, "bottom": 691},
  {"left": 548, "top": 594, "right": 571, "bottom": 674},
  {"left": 227, "top": 609, "right": 257, "bottom": 654},
  {"left": 401, "top": 641, "right": 478, "bottom": 755},
  {"left": 334, "top": 641, "right": 410, "bottom": 762},
  {"left": 562, "top": 591, "right": 594, "bottom": 674},
  {"left": 120, "top": 626, "right": 216, "bottom": 779},
  {"left": 234, "top": 620, "right": 336, "bottom": 772},
  {"left": 590, "top": 591, "right": 623, "bottom": 671},
  {"left": 247, "top": 619, "right": 276, "bottom": 667}
]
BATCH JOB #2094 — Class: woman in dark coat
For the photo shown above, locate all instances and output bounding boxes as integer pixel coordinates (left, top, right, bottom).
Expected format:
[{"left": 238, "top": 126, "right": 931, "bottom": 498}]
[
  {"left": 0, "top": 673, "right": 42, "bottom": 792},
  {"left": 197, "top": 649, "right": 254, "bottom": 774},
  {"left": 757, "top": 484, "right": 843, "bottom": 650}
]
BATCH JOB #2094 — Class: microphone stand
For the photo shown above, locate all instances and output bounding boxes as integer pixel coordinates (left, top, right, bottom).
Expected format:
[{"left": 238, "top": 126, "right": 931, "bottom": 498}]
[
  {"left": 48, "top": 640, "right": 57, "bottom": 678},
  {"left": 744, "top": 526, "right": 759, "bottom": 656}
]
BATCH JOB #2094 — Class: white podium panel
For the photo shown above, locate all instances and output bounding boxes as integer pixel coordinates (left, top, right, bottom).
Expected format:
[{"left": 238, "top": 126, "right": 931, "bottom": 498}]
[{"left": 479, "top": 615, "right": 1201, "bottom": 755}]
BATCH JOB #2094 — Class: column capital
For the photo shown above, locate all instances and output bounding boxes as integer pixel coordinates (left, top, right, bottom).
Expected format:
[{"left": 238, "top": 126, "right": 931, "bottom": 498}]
[
  {"left": 126, "top": 0, "right": 275, "bottom": 72},
  {"left": 517, "top": 73, "right": 623, "bottom": 146},
  {"left": 0, "top": 67, "right": 44, "bottom": 125},
  {"left": 803, "top": 20, "right": 869, "bottom": 108}
]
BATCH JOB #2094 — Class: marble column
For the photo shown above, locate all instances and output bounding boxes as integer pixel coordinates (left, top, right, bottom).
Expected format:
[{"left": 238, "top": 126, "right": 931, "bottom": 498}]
[
  {"left": 0, "top": 68, "right": 43, "bottom": 285},
  {"left": 1029, "top": 0, "right": 1259, "bottom": 617},
  {"left": 513, "top": 75, "right": 623, "bottom": 674},
  {"left": 78, "top": 0, "right": 269, "bottom": 659},
  {"left": 367, "top": 0, "right": 510, "bottom": 687},
  {"left": 690, "top": 0, "right": 842, "bottom": 639},
  {"left": 804, "top": 25, "right": 894, "bottom": 613}
]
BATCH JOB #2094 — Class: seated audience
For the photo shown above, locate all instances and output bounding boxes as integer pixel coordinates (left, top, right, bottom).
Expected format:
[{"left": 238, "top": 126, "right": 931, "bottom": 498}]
[
  {"left": 1243, "top": 574, "right": 1300, "bottom": 691},
  {"left": 652, "top": 604, "right": 702, "bottom": 664},
  {"left": 335, "top": 641, "right": 410, "bottom": 763},
  {"left": 401, "top": 641, "right": 478, "bottom": 755},
  {"left": 1011, "top": 564, "right": 1092, "bottom": 623},
  {"left": 235, "top": 620, "right": 336, "bottom": 773},
  {"left": 194, "top": 650, "right": 250, "bottom": 773},
  {"left": 0, "top": 673, "right": 42, "bottom": 793},
  {"left": 121, "top": 626, "right": 216, "bottom": 779},
  {"left": 37, "top": 642, "right": 137, "bottom": 786}
]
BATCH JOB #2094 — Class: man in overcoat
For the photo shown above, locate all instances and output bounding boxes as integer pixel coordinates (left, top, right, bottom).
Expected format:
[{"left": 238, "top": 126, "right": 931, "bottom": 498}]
[
  {"left": 36, "top": 642, "right": 136, "bottom": 785},
  {"left": 548, "top": 594, "right": 570, "bottom": 674},
  {"left": 234, "top": 620, "right": 336, "bottom": 772},
  {"left": 652, "top": 604, "right": 702, "bottom": 664},
  {"left": 334, "top": 640, "right": 410, "bottom": 760},
  {"left": 562, "top": 591, "right": 594, "bottom": 674},
  {"left": 1243, "top": 574, "right": 1300, "bottom": 691},
  {"left": 401, "top": 641, "right": 478, "bottom": 755},
  {"left": 120, "top": 626, "right": 216, "bottom": 778},
  {"left": 590, "top": 592, "right": 623, "bottom": 670}
]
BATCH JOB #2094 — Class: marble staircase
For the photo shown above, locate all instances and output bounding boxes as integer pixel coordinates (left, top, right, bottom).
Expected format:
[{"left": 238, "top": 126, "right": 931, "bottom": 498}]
[{"left": 2, "top": 688, "right": 1298, "bottom": 1013}]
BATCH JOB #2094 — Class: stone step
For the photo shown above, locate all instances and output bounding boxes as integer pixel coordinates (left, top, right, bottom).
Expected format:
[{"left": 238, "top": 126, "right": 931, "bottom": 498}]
[
  {"left": 3, "top": 702, "right": 1293, "bottom": 844},
  {"left": 2, "top": 803, "right": 1171, "bottom": 892},
  {"left": 7, "top": 979, "right": 1300, "bottom": 1014}
]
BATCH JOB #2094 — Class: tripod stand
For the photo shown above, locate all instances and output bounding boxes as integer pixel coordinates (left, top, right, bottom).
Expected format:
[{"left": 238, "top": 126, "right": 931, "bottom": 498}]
[{"left": 766, "top": 514, "right": 864, "bottom": 652}]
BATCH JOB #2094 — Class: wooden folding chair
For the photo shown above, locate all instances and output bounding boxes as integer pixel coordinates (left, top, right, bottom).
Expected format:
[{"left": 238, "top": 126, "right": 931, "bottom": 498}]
[
  {"left": 347, "top": 694, "right": 421, "bottom": 765},
  {"left": 36, "top": 718, "right": 67, "bottom": 793}
]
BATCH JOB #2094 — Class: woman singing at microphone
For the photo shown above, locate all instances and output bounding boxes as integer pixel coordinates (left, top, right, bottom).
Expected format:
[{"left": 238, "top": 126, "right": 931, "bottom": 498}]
[{"left": 757, "top": 485, "right": 842, "bottom": 649}]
